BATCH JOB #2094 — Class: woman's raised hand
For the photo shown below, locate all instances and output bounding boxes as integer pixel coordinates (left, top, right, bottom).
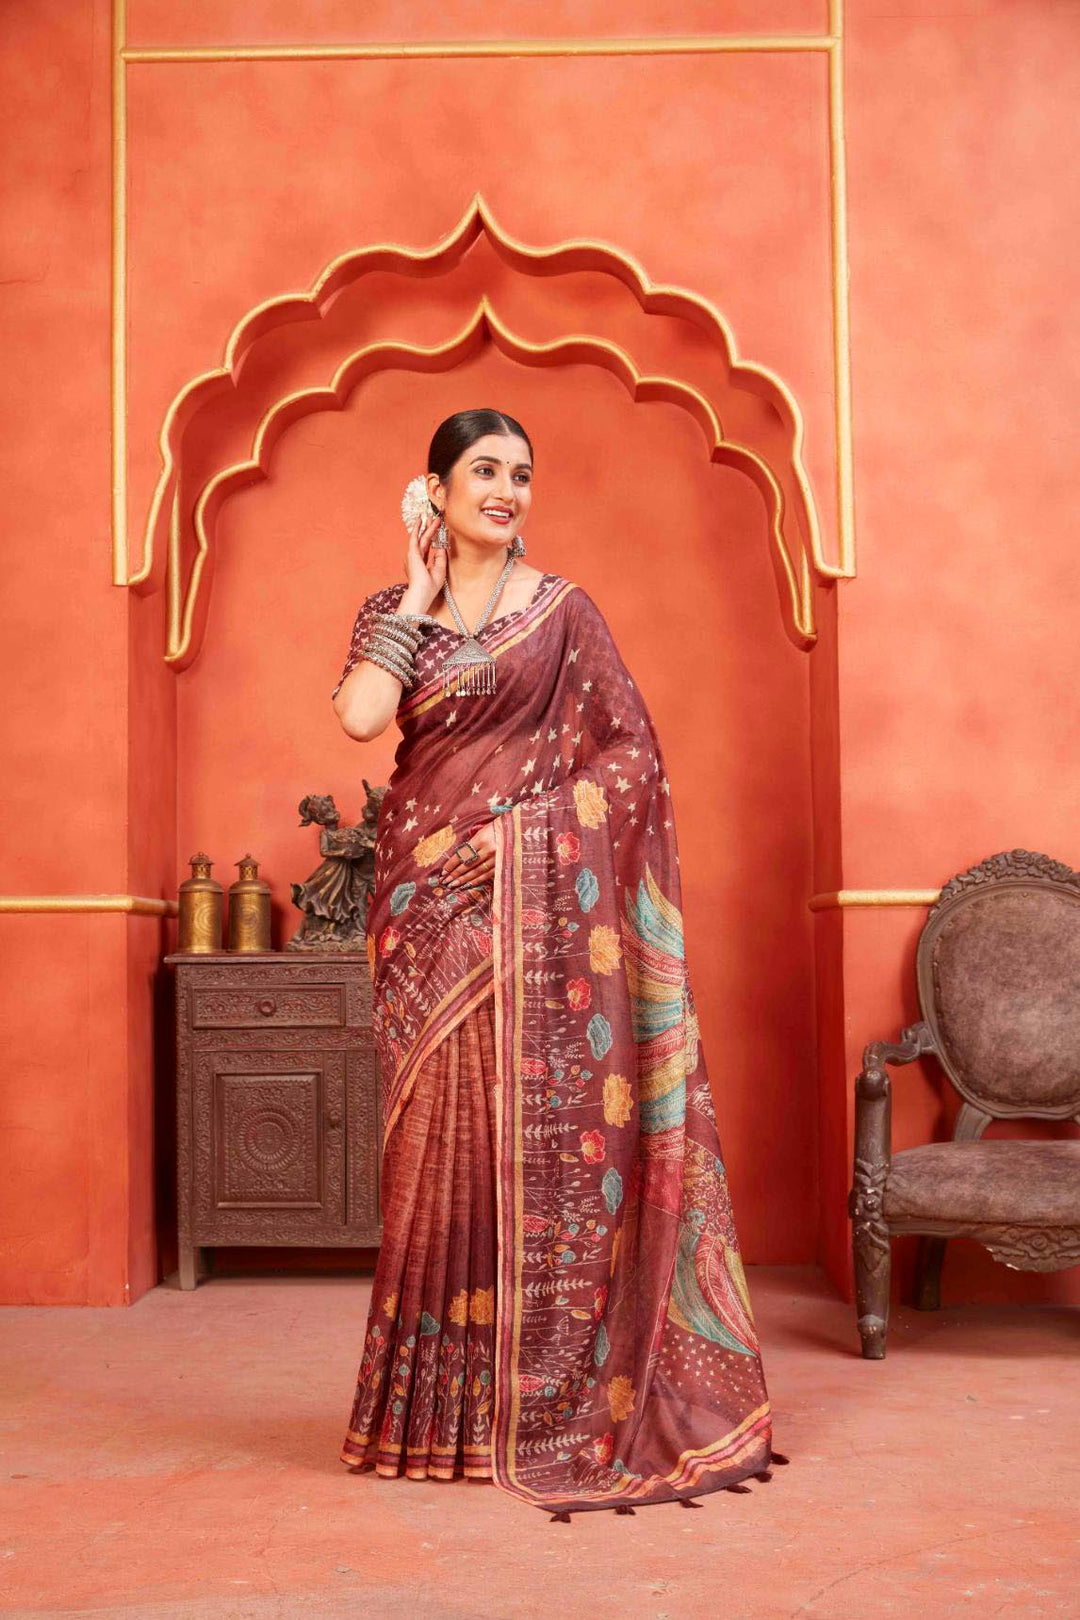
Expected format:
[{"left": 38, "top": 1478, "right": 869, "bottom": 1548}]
[
  {"left": 402, "top": 507, "right": 448, "bottom": 611},
  {"left": 440, "top": 820, "right": 497, "bottom": 892}
]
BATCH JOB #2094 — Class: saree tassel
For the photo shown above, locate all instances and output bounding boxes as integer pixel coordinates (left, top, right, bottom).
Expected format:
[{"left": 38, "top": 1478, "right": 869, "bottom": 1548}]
[
  {"left": 678, "top": 1498, "right": 703, "bottom": 1510},
  {"left": 441, "top": 638, "right": 496, "bottom": 698},
  {"left": 549, "top": 1511, "right": 572, "bottom": 1524},
  {"left": 771, "top": 1452, "right": 791, "bottom": 1466},
  {"left": 614, "top": 1505, "right": 636, "bottom": 1516},
  {"left": 754, "top": 1470, "right": 773, "bottom": 1483},
  {"left": 725, "top": 1483, "right": 752, "bottom": 1494}
]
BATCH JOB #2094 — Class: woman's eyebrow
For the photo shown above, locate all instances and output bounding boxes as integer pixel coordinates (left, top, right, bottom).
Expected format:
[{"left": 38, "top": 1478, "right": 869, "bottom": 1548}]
[{"left": 469, "top": 455, "right": 532, "bottom": 470}]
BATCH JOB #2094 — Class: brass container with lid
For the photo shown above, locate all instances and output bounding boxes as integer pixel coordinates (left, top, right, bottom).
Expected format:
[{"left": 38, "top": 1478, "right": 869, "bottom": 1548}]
[
  {"left": 227, "top": 852, "right": 272, "bottom": 952},
  {"left": 177, "top": 852, "right": 223, "bottom": 953}
]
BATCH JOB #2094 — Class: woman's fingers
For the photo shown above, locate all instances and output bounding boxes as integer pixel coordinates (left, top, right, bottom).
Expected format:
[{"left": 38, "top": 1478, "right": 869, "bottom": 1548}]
[{"left": 441, "top": 824, "right": 497, "bottom": 888}]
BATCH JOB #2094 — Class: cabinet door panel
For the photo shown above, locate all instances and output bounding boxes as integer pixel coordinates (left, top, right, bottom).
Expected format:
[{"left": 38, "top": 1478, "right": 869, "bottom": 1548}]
[{"left": 191, "top": 1047, "right": 346, "bottom": 1241}]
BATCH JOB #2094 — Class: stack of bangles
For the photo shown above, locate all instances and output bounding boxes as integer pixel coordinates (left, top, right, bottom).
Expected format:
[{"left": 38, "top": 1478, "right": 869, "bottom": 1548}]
[{"left": 361, "top": 608, "right": 440, "bottom": 690}]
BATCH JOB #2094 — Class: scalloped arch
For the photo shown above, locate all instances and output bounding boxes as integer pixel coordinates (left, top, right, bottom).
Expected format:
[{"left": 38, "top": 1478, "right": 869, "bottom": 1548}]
[{"left": 137, "top": 196, "right": 838, "bottom": 665}]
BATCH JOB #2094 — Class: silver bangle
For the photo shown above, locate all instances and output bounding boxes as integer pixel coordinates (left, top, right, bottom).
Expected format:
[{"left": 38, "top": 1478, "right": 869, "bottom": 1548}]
[
  {"left": 396, "top": 611, "right": 441, "bottom": 631},
  {"left": 363, "top": 640, "right": 417, "bottom": 681},
  {"left": 363, "top": 645, "right": 415, "bottom": 688},
  {"left": 365, "top": 629, "right": 417, "bottom": 666},
  {"left": 372, "top": 617, "right": 423, "bottom": 652}
]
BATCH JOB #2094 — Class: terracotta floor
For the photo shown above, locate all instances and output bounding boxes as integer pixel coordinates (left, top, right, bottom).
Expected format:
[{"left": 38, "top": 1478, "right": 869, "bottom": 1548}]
[{"left": 2, "top": 1265, "right": 1078, "bottom": 1618}]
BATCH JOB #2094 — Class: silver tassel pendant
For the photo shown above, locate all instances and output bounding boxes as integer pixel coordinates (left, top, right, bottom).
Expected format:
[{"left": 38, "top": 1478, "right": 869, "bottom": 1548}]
[{"left": 442, "top": 637, "right": 496, "bottom": 697}]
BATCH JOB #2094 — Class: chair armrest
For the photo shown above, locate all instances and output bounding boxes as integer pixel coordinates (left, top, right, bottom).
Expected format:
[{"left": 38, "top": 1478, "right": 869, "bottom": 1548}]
[{"left": 849, "top": 1020, "right": 937, "bottom": 1215}]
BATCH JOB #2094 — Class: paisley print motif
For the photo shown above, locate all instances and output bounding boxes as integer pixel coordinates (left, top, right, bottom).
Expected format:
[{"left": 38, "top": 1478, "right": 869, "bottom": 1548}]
[{"left": 335, "top": 574, "right": 774, "bottom": 1513}]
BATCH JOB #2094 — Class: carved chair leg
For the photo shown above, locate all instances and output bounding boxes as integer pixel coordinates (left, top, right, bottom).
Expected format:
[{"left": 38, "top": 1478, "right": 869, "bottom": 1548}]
[
  {"left": 915, "top": 1236, "right": 947, "bottom": 1311},
  {"left": 853, "top": 1230, "right": 890, "bottom": 1359}
]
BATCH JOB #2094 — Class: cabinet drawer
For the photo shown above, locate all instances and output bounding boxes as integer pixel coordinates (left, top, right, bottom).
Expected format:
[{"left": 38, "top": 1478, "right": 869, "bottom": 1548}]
[{"left": 191, "top": 982, "right": 347, "bottom": 1030}]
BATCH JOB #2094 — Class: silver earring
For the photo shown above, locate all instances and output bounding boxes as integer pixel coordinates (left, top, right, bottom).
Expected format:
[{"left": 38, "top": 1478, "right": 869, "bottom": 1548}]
[
  {"left": 435, "top": 512, "right": 449, "bottom": 549},
  {"left": 509, "top": 532, "right": 526, "bottom": 558}
]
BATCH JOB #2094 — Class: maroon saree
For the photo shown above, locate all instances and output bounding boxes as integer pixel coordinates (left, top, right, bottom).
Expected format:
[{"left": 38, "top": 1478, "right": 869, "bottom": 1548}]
[{"left": 335, "top": 571, "right": 774, "bottom": 1514}]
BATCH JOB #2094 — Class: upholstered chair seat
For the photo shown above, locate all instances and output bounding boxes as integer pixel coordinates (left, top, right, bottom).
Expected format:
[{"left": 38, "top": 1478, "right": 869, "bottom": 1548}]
[
  {"left": 849, "top": 851, "right": 1080, "bottom": 1359},
  {"left": 885, "top": 1140, "right": 1080, "bottom": 1227}
]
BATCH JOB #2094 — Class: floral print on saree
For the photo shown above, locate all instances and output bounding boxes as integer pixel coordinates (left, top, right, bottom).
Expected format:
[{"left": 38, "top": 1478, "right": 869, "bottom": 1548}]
[{"left": 337, "top": 572, "right": 774, "bottom": 1513}]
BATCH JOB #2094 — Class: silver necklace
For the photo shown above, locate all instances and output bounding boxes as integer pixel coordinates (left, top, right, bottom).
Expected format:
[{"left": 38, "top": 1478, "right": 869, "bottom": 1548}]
[{"left": 439, "top": 549, "right": 518, "bottom": 697}]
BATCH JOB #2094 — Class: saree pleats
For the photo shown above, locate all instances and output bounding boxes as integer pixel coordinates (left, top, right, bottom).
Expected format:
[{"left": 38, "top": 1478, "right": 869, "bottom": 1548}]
[{"left": 340, "top": 993, "right": 498, "bottom": 1481}]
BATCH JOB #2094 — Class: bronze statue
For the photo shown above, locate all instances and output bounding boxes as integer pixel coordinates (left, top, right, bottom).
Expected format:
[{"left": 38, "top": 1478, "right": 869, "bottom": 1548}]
[{"left": 286, "top": 786, "right": 385, "bottom": 952}]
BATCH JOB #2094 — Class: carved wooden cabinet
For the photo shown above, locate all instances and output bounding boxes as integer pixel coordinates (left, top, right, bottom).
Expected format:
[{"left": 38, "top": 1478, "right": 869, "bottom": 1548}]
[{"left": 164, "top": 951, "right": 381, "bottom": 1287}]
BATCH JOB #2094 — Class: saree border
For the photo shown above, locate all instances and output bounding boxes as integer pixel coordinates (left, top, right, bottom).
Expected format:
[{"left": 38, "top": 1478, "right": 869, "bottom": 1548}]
[
  {"left": 396, "top": 577, "right": 578, "bottom": 722},
  {"left": 490, "top": 800, "right": 526, "bottom": 1492}
]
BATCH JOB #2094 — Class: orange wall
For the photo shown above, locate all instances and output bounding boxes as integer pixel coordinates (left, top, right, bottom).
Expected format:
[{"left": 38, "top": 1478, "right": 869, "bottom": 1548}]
[
  {"left": 821, "top": 0, "right": 1080, "bottom": 1304},
  {"left": 1, "top": 0, "right": 1077, "bottom": 1309}
]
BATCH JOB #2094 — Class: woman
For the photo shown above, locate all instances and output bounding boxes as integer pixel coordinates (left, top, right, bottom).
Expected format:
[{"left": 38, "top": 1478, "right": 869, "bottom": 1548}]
[{"left": 332, "top": 409, "right": 780, "bottom": 1518}]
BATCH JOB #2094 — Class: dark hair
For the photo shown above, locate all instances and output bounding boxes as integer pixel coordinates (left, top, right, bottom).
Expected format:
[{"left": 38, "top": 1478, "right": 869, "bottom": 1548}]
[{"left": 427, "top": 409, "right": 534, "bottom": 483}]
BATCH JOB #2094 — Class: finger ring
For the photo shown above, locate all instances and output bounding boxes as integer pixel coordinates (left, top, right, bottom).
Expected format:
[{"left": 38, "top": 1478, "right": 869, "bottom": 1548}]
[{"left": 454, "top": 841, "right": 479, "bottom": 864}]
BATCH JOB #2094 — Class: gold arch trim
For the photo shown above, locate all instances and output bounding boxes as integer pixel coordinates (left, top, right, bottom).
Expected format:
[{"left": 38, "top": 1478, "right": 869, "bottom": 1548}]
[
  {"left": 168, "top": 298, "right": 813, "bottom": 665},
  {"left": 113, "top": 3, "right": 855, "bottom": 595},
  {"left": 139, "top": 192, "right": 832, "bottom": 607}
]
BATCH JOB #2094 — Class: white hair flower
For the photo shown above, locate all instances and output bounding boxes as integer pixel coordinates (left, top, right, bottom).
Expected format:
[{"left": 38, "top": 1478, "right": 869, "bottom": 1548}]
[{"left": 401, "top": 474, "right": 434, "bottom": 533}]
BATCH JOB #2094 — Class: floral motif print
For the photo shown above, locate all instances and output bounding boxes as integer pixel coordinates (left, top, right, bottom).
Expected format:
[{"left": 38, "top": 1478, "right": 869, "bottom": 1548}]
[{"left": 338, "top": 576, "right": 772, "bottom": 1514}]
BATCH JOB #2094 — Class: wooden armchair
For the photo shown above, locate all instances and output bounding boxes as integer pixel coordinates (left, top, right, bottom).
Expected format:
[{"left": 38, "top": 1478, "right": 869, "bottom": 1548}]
[{"left": 849, "top": 849, "right": 1080, "bottom": 1359}]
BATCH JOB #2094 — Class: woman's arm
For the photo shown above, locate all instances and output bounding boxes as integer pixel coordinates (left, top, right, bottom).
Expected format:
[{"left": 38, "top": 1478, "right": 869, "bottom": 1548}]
[{"left": 331, "top": 586, "right": 431, "bottom": 741}]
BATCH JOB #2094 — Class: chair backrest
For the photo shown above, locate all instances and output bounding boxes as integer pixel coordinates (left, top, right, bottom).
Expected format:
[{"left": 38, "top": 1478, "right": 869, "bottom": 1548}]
[{"left": 916, "top": 849, "right": 1080, "bottom": 1122}]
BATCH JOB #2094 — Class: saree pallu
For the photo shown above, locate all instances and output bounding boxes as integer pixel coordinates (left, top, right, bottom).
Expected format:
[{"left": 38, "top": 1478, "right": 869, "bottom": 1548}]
[{"left": 336, "top": 571, "right": 774, "bottom": 1514}]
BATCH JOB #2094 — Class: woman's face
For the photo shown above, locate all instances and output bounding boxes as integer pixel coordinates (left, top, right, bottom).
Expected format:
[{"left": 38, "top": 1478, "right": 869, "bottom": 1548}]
[{"left": 428, "top": 432, "right": 533, "bottom": 549}]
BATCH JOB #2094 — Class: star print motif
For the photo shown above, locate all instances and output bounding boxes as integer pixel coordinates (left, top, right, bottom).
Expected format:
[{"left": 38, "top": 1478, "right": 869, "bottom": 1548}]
[
  {"left": 531, "top": 779, "right": 545, "bottom": 794},
  {"left": 530, "top": 727, "right": 542, "bottom": 742},
  {"left": 521, "top": 757, "right": 536, "bottom": 774},
  {"left": 629, "top": 746, "right": 640, "bottom": 759},
  {"left": 471, "top": 782, "right": 482, "bottom": 794},
  {"left": 568, "top": 647, "right": 580, "bottom": 662},
  {"left": 548, "top": 727, "right": 558, "bottom": 741},
  {"left": 573, "top": 731, "right": 582, "bottom": 747},
  {"left": 660, "top": 777, "right": 671, "bottom": 796},
  {"left": 582, "top": 679, "right": 592, "bottom": 692},
  {"left": 406, "top": 798, "right": 417, "bottom": 810},
  {"left": 403, "top": 816, "right": 418, "bottom": 831},
  {"left": 615, "top": 776, "right": 631, "bottom": 793},
  {"left": 445, "top": 709, "right": 458, "bottom": 726}
]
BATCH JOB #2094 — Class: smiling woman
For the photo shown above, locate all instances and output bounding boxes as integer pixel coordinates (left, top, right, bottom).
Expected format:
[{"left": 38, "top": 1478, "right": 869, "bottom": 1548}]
[{"left": 333, "top": 409, "right": 782, "bottom": 1517}]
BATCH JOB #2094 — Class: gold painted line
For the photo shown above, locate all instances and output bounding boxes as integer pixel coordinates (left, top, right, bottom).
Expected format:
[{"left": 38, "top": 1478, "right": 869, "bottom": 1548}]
[
  {"left": 808, "top": 890, "right": 942, "bottom": 911},
  {"left": 0, "top": 895, "right": 178, "bottom": 916},
  {"left": 111, "top": 0, "right": 128, "bottom": 584},
  {"left": 827, "top": 0, "right": 855, "bottom": 577},
  {"left": 123, "top": 36, "right": 838, "bottom": 64}
]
